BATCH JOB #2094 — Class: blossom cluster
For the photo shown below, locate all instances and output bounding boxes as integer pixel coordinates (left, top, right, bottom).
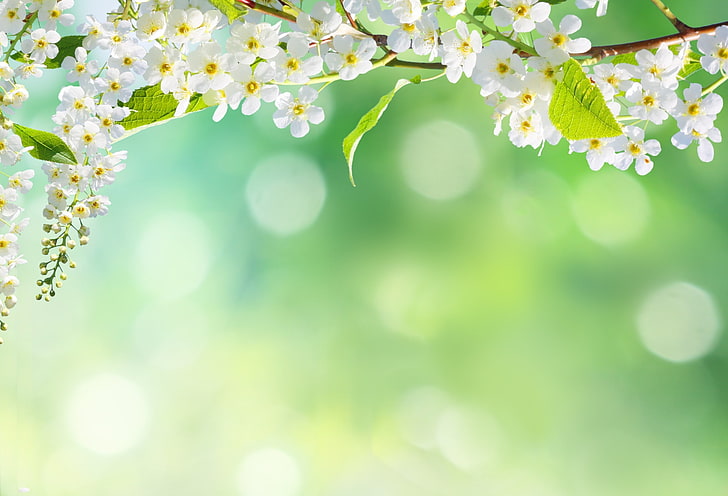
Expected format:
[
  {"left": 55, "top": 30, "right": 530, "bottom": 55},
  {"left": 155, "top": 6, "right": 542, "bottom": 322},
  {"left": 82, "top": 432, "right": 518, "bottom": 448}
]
[{"left": 0, "top": 0, "right": 726, "bottom": 334}]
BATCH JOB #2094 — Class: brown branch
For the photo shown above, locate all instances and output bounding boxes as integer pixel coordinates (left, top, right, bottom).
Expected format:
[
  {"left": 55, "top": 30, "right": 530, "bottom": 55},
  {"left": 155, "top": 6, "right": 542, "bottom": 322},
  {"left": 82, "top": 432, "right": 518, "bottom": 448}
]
[
  {"left": 648, "top": 0, "right": 692, "bottom": 34},
  {"left": 573, "top": 20, "right": 728, "bottom": 63}
]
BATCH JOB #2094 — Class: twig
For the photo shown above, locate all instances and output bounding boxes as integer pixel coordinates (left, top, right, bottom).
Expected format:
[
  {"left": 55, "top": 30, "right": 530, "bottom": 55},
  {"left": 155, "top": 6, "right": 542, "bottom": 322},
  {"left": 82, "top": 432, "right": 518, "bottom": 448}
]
[
  {"left": 574, "top": 20, "right": 728, "bottom": 64},
  {"left": 648, "top": 0, "right": 692, "bottom": 34}
]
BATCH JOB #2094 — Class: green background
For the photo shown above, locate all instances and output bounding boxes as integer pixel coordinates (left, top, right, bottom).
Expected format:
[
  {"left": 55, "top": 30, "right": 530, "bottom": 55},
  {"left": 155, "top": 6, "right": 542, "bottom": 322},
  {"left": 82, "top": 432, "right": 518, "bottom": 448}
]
[{"left": 1, "top": 1, "right": 728, "bottom": 494}]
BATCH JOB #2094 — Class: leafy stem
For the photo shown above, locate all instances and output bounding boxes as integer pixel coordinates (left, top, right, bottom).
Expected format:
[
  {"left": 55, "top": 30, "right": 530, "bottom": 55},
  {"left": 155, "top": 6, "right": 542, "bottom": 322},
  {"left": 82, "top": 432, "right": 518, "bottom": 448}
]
[
  {"left": 702, "top": 74, "right": 728, "bottom": 95},
  {"left": 2, "top": 12, "right": 38, "bottom": 63}
]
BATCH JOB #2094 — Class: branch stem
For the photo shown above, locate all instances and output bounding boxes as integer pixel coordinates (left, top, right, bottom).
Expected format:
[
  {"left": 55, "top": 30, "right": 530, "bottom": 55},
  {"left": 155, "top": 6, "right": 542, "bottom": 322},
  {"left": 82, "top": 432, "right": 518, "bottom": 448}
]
[
  {"left": 648, "top": 0, "right": 692, "bottom": 33},
  {"left": 574, "top": 20, "right": 728, "bottom": 63},
  {"left": 702, "top": 74, "right": 728, "bottom": 95}
]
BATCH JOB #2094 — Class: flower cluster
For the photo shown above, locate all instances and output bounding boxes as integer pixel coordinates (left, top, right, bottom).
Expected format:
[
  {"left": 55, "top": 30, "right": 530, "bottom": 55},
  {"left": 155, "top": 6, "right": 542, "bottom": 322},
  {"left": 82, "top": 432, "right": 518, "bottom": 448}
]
[{"left": 0, "top": 0, "right": 726, "bottom": 335}]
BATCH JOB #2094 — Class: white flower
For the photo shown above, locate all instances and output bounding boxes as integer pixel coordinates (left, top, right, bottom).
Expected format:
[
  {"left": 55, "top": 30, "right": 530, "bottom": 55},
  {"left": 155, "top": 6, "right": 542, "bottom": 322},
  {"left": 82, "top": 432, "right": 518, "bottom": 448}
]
[
  {"left": 0, "top": 187, "right": 20, "bottom": 220},
  {"left": 383, "top": 0, "right": 422, "bottom": 24},
  {"left": 508, "top": 109, "right": 545, "bottom": 149},
  {"left": 697, "top": 25, "right": 728, "bottom": 75},
  {"left": 8, "top": 169, "right": 34, "bottom": 193},
  {"left": 672, "top": 127, "right": 722, "bottom": 162},
  {"left": 0, "top": 128, "right": 32, "bottom": 165},
  {"left": 472, "top": 40, "right": 526, "bottom": 98},
  {"left": 534, "top": 15, "right": 591, "bottom": 65},
  {"left": 227, "top": 21, "right": 281, "bottom": 65},
  {"left": 569, "top": 137, "right": 621, "bottom": 170},
  {"left": 96, "top": 67, "right": 135, "bottom": 104},
  {"left": 625, "top": 80, "right": 678, "bottom": 125},
  {"left": 57, "top": 85, "right": 95, "bottom": 120},
  {"left": 0, "top": 233, "right": 18, "bottom": 258},
  {"left": 230, "top": 62, "right": 279, "bottom": 116},
  {"left": 21, "top": 28, "right": 61, "bottom": 63},
  {"left": 273, "top": 86, "right": 325, "bottom": 138},
  {"left": 79, "top": 15, "right": 107, "bottom": 50},
  {"left": 136, "top": 10, "right": 167, "bottom": 41},
  {"left": 85, "top": 195, "right": 111, "bottom": 217},
  {"left": 296, "top": 1, "right": 342, "bottom": 43},
  {"left": 187, "top": 42, "right": 234, "bottom": 93},
  {"left": 672, "top": 83, "right": 723, "bottom": 134},
  {"left": 0, "top": 1, "right": 27, "bottom": 34},
  {"left": 492, "top": 0, "right": 551, "bottom": 34},
  {"left": 95, "top": 104, "right": 130, "bottom": 140},
  {"left": 144, "top": 46, "right": 187, "bottom": 93},
  {"left": 61, "top": 46, "right": 98, "bottom": 84},
  {"left": 588, "top": 62, "right": 636, "bottom": 100},
  {"left": 166, "top": 8, "right": 207, "bottom": 45},
  {"left": 89, "top": 151, "right": 126, "bottom": 190},
  {"left": 440, "top": 20, "right": 482, "bottom": 83},
  {"left": 441, "top": 0, "right": 465, "bottom": 16},
  {"left": 412, "top": 11, "right": 439, "bottom": 61},
  {"left": 325, "top": 36, "right": 377, "bottom": 81},
  {"left": 108, "top": 42, "right": 148, "bottom": 75},
  {"left": 68, "top": 121, "right": 107, "bottom": 153},
  {"left": 613, "top": 126, "right": 661, "bottom": 175},
  {"left": 575, "top": 0, "right": 608, "bottom": 16},
  {"left": 272, "top": 34, "right": 323, "bottom": 84},
  {"left": 628, "top": 44, "right": 681, "bottom": 90},
  {"left": 35, "top": 0, "right": 75, "bottom": 28}
]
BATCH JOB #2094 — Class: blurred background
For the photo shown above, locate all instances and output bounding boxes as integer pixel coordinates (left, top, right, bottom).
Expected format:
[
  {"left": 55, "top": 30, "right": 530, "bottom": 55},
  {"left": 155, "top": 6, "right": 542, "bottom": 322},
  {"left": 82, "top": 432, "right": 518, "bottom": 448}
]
[{"left": 1, "top": 0, "right": 728, "bottom": 494}]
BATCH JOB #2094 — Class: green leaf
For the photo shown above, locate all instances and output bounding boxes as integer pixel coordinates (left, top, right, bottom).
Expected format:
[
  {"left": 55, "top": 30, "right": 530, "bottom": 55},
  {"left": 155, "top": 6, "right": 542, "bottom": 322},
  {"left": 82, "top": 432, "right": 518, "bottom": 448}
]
[
  {"left": 119, "top": 84, "right": 208, "bottom": 134},
  {"left": 209, "top": 0, "right": 247, "bottom": 22},
  {"left": 473, "top": 0, "right": 492, "bottom": 16},
  {"left": 678, "top": 48, "right": 702, "bottom": 79},
  {"left": 343, "top": 78, "right": 416, "bottom": 186},
  {"left": 13, "top": 124, "right": 77, "bottom": 165},
  {"left": 10, "top": 35, "right": 85, "bottom": 68},
  {"left": 549, "top": 59, "right": 622, "bottom": 141},
  {"left": 611, "top": 53, "right": 637, "bottom": 65},
  {"left": 45, "top": 35, "right": 85, "bottom": 69}
]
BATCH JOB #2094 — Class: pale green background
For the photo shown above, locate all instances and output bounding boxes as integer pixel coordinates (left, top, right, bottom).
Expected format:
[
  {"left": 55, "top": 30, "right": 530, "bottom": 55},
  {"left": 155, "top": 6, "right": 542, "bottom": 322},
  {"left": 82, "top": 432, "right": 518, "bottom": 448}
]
[{"left": 1, "top": 1, "right": 728, "bottom": 495}]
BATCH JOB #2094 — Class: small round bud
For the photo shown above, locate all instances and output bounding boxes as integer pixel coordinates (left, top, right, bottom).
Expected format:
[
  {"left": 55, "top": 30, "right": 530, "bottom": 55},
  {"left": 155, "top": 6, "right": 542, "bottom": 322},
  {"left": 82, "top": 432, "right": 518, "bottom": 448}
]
[
  {"left": 55, "top": 281, "right": 62, "bottom": 288},
  {"left": 40, "top": 268, "right": 47, "bottom": 275},
  {"left": 35, "top": 294, "right": 42, "bottom": 300},
  {"left": 41, "top": 238, "right": 51, "bottom": 246},
  {"left": 44, "top": 295, "right": 51, "bottom": 302},
  {"left": 67, "top": 240, "right": 76, "bottom": 249},
  {"left": 5, "top": 295, "right": 17, "bottom": 309},
  {"left": 79, "top": 236, "right": 89, "bottom": 245},
  {"left": 1, "top": 309, "right": 9, "bottom": 317},
  {"left": 59, "top": 273, "right": 67, "bottom": 281},
  {"left": 58, "top": 246, "right": 67, "bottom": 254},
  {"left": 50, "top": 254, "right": 59, "bottom": 261},
  {"left": 41, "top": 248, "right": 49, "bottom": 256},
  {"left": 69, "top": 261, "right": 77, "bottom": 268}
]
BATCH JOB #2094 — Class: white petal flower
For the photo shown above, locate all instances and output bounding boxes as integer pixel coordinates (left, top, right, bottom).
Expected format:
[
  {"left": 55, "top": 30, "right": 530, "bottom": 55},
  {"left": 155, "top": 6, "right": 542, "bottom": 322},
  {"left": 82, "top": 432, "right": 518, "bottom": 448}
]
[{"left": 273, "top": 86, "right": 325, "bottom": 138}]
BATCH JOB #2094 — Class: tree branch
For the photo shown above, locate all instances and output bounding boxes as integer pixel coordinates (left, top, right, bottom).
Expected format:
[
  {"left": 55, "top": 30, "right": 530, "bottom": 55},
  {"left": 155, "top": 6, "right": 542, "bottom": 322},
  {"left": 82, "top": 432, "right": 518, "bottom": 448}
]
[
  {"left": 648, "top": 0, "right": 692, "bottom": 34},
  {"left": 573, "top": 20, "right": 728, "bottom": 64}
]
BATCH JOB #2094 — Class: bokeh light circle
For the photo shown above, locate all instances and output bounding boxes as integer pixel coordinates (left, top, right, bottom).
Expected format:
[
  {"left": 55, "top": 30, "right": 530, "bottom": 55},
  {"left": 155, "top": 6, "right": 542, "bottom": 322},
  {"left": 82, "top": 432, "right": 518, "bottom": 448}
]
[
  {"left": 245, "top": 154, "right": 327, "bottom": 235},
  {"left": 134, "top": 210, "right": 212, "bottom": 300},
  {"left": 400, "top": 120, "right": 481, "bottom": 200},
  {"left": 65, "top": 374, "right": 149, "bottom": 455},
  {"left": 572, "top": 171, "right": 650, "bottom": 246},
  {"left": 637, "top": 281, "right": 721, "bottom": 362},
  {"left": 237, "top": 448, "right": 302, "bottom": 496}
]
